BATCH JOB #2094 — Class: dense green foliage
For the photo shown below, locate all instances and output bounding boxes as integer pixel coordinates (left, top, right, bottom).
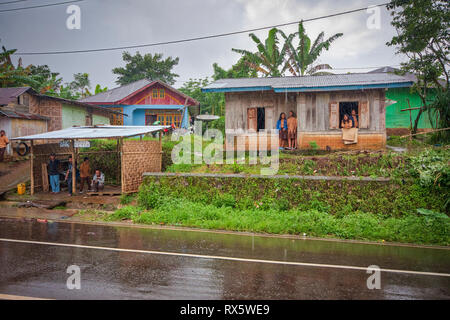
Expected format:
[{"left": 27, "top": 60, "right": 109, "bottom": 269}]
[
  {"left": 79, "top": 140, "right": 120, "bottom": 185},
  {"left": 179, "top": 78, "right": 224, "bottom": 116},
  {"left": 112, "top": 51, "right": 179, "bottom": 85},
  {"left": 231, "top": 22, "right": 342, "bottom": 77},
  {"left": 232, "top": 28, "right": 288, "bottom": 77},
  {"left": 279, "top": 21, "right": 343, "bottom": 76},
  {"left": 387, "top": 0, "right": 449, "bottom": 134},
  {"left": 140, "top": 175, "right": 447, "bottom": 216},
  {"left": 105, "top": 178, "right": 449, "bottom": 245},
  {"left": 212, "top": 57, "right": 258, "bottom": 80}
]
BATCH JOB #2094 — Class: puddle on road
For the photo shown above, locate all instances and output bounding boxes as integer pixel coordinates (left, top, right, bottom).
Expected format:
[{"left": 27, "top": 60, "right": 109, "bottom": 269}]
[{"left": 0, "top": 214, "right": 449, "bottom": 274}]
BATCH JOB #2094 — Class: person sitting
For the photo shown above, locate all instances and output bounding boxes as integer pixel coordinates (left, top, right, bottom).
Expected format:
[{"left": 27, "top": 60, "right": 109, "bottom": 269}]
[
  {"left": 341, "top": 114, "right": 353, "bottom": 129},
  {"left": 91, "top": 169, "right": 105, "bottom": 192}
]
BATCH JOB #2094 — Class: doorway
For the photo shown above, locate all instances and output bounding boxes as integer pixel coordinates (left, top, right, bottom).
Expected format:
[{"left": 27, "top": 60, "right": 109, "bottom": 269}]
[
  {"left": 257, "top": 107, "right": 265, "bottom": 131},
  {"left": 145, "top": 114, "right": 157, "bottom": 125}
]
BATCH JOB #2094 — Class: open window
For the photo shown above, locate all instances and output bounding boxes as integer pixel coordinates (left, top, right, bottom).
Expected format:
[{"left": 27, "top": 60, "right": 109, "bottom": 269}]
[
  {"left": 329, "top": 101, "right": 369, "bottom": 129},
  {"left": 247, "top": 107, "right": 265, "bottom": 131},
  {"left": 339, "top": 101, "right": 358, "bottom": 128}
]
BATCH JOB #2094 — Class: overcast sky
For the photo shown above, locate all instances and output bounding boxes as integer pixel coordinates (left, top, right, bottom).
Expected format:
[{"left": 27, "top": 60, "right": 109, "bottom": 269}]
[{"left": 0, "top": 0, "right": 406, "bottom": 90}]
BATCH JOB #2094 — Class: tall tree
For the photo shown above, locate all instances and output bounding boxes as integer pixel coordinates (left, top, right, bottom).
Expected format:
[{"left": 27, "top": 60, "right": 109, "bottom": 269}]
[
  {"left": 387, "top": 0, "right": 449, "bottom": 135},
  {"left": 279, "top": 21, "right": 343, "bottom": 76},
  {"left": 70, "top": 72, "right": 91, "bottom": 98},
  {"left": 29, "top": 64, "right": 63, "bottom": 94},
  {"left": 113, "top": 51, "right": 179, "bottom": 85},
  {"left": 0, "top": 44, "right": 39, "bottom": 88},
  {"left": 212, "top": 57, "right": 258, "bottom": 80},
  {"left": 232, "top": 28, "right": 288, "bottom": 77},
  {"left": 179, "top": 78, "right": 224, "bottom": 116}
]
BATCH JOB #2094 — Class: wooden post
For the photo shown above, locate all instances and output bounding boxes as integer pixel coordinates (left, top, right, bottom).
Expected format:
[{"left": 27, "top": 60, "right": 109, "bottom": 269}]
[
  {"left": 116, "top": 138, "right": 121, "bottom": 186},
  {"left": 159, "top": 131, "right": 162, "bottom": 171},
  {"left": 30, "top": 140, "right": 34, "bottom": 195},
  {"left": 71, "top": 140, "right": 76, "bottom": 194},
  {"left": 407, "top": 99, "right": 413, "bottom": 141},
  {"left": 120, "top": 138, "right": 124, "bottom": 193}
]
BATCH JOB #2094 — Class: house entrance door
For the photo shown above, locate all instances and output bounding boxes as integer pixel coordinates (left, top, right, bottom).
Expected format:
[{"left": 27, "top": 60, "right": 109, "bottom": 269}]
[{"left": 145, "top": 114, "right": 157, "bottom": 125}]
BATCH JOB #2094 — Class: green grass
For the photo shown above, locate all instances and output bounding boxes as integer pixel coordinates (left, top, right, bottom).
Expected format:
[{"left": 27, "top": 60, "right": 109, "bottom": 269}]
[
  {"left": 106, "top": 197, "right": 450, "bottom": 246},
  {"left": 100, "top": 178, "right": 450, "bottom": 245}
]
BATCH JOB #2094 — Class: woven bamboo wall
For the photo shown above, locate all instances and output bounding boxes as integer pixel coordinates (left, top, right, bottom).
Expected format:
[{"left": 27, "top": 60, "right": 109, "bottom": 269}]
[{"left": 121, "top": 140, "right": 162, "bottom": 193}]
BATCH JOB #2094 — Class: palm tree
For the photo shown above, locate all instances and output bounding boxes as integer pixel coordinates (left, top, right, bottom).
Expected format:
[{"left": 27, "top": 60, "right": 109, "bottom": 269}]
[
  {"left": 232, "top": 28, "right": 289, "bottom": 77},
  {"left": 280, "top": 21, "right": 343, "bottom": 76}
]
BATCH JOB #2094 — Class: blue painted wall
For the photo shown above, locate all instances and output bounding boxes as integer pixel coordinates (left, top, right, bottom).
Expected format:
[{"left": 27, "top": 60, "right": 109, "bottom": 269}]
[{"left": 100, "top": 105, "right": 187, "bottom": 126}]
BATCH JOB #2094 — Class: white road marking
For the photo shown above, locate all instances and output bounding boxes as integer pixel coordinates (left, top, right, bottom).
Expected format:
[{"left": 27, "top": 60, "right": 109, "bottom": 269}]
[
  {"left": 1, "top": 238, "right": 449, "bottom": 278},
  {"left": 0, "top": 293, "right": 52, "bottom": 300}
]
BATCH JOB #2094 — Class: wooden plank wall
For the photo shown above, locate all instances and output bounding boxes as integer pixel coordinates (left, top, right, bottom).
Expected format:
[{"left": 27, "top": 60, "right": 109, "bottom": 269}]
[{"left": 297, "top": 89, "right": 385, "bottom": 132}]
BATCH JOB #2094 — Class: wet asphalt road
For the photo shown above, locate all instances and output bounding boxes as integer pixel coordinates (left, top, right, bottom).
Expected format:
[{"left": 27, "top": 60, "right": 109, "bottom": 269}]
[{"left": 0, "top": 217, "right": 449, "bottom": 299}]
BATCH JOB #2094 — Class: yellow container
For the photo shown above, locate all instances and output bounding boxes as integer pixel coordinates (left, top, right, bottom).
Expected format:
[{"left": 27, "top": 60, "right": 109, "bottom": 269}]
[{"left": 17, "top": 183, "right": 26, "bottom": 195}]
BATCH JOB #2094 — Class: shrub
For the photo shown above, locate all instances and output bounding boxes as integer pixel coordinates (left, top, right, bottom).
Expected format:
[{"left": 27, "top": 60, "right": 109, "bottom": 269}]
[
  {"left": 213, "top": 193, "right": 236, "bottom": 208},
  {"left": 408, "top": 148, "right": 450, "bottom": 189},
  {"left": 138, "top": 183, "right": 163, "bottom": 209}
]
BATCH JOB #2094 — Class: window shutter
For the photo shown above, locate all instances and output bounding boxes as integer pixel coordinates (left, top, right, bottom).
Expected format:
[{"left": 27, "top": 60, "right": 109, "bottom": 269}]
[
  {"left": 329, "top": 102, "right": 339, "bottom": 129},
  {"left": 247, "top": 108, "right": 257, "bottom": 131},
  {"left": 265, "top": 107, "right": 274, "bottom": 130},
  {"left": 359, "top": 101, "right": 370, "bottom": 128}
]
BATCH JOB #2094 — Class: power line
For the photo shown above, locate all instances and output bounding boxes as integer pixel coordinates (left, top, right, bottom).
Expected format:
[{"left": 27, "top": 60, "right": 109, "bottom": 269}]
[
  {"left": 14, "top": 2, "right": 390, "bottom": 55},
  {"left": 0, "top": 0, "right": 83, "bottom": 12},
  {"left": 0, "top": 0, "right": 33, "bottom": 5}
]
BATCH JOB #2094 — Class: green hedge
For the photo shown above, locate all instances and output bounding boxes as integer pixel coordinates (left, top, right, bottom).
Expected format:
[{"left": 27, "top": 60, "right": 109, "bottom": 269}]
[{"left": 142, "top": 175, "right": 448, "bottom": 217}]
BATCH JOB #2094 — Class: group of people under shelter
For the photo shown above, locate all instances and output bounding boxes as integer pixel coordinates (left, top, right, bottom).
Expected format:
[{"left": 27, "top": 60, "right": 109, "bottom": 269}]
[{"left": 47, "top": 154, "right": 105, "bottom": 196}]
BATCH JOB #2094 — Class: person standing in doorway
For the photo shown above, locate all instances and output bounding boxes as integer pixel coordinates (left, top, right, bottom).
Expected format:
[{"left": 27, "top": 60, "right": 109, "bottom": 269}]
[
  {"left": 277, "top": 112, "right": 288, "bottom": 150},
  {"left": 47, "top": 153, "right": 60, "bottom": 193},
  {"left": 287, "top": 110, "right": 298, "bottom": 150},
  {"left": 351, "top": 109, "right": 359, "bottom": 128},
  {"left": 79, "top": 157, "right": 91, "bottom": 193},
  {"left": 0, "top": 130, "right": 9, "bottom": 162}
]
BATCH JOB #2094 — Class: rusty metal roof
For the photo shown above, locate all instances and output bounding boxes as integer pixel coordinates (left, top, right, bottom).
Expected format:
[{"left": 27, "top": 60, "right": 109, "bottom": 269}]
[
  {"left": 0, "top": 109, "right": 49, "bottom": 121},
  {"left": 79, "top": 79, "right": 200, "bottom": 105},
  {"left": 12, "top": 125, "right": 171, "bottom": 140},
  {"left": 0, "top": 87, "right": 31, "bottom": 105},
  {"left": 202, "top": 72, "right": 414, "bottom": 92}
]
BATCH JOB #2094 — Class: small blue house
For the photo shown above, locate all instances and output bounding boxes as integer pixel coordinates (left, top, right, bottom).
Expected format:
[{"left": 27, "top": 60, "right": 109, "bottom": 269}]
[{"left": 80, "top": 79, "right": 199, "bottom": 128}]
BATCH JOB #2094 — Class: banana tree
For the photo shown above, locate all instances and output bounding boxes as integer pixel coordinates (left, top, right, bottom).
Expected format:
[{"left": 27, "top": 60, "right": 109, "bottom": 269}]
[
  {"left": 279, "top": 21, "right": 343, "bottom": 76},
  {"left": 232, "top": 28, "right": 289, "bottom": 77},
  {"left": 0, "top": 45, "right": 40, "bottom": 88}
]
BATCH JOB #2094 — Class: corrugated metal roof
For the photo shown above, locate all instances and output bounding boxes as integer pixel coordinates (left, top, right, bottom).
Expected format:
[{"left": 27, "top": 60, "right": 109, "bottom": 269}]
[
  {"left": 79, "top": 78, "right": 200, "bottom": 106},
  {"left": 0, "top": 87, "right": 124, "bottom": 115},
  {"left": 11, "top": 125, "right": 171, "bottom": 140},
  {"left": 79, "top": 79, "right": 151, "bottom": 103},
  {"left": 0, "top": 109, "right": 49, "bottom": 121},
  {"left": 0, "top": 87, "right": 31, "bottom": 105},
  {"left": 202, "top": 72, "right": 414, "bottom": 92}
]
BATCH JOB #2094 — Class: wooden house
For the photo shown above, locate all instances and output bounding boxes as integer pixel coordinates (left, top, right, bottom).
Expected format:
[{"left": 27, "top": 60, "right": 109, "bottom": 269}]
[
  {"left": 202, "top": 73, "right": 414, "bottom": 150},
  {"left": 0, "top": 87, "right": 120, "bottom": 157}
]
